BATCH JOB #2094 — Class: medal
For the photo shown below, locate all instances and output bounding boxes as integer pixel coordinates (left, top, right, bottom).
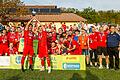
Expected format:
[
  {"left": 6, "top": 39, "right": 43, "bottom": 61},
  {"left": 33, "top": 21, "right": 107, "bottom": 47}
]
[
  {"left": 100, "top": 32, "right": 103, "bottom": 42},
  {"left": 82, "top": 35, "right": 85, "bottom": 43},
  {"left": 82, "top": 41, "right": 84, "bottom": 43}
]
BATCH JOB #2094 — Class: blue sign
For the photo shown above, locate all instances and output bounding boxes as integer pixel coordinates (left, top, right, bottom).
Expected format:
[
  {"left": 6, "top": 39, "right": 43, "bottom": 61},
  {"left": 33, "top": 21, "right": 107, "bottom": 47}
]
[
  {"left": 15, "top": 56, "right": 22, "bottom": 64},
  {"left": 62, "top": 63, "right": 80, "bottom": 70}
]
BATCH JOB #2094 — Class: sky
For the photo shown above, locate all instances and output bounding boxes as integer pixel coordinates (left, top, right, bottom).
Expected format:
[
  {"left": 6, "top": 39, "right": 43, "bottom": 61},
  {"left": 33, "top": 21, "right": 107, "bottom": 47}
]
[{"left": 21, "top": 0, "right": 120, "bottom": 11}]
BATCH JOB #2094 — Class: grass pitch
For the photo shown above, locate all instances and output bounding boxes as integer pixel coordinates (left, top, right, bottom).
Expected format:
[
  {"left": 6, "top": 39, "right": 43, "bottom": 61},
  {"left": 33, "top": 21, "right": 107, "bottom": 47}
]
[{"left": 0, "top": 67, "right": 120, "bottom": 80}]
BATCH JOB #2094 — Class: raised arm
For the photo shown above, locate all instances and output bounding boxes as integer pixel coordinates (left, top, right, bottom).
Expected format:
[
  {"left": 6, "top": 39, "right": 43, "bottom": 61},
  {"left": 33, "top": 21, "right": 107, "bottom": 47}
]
[{"left": 25, "top": 17, "right": 35, "bottom": 31}]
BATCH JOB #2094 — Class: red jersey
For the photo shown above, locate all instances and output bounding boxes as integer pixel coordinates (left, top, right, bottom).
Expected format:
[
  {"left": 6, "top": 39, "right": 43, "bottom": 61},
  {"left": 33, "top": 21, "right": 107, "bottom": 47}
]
[
  {"left": 0, "top": 35, "right": 2, "bottom": 45},
  {"left": 1, "top": 34, "right": 8, "bottom": 45},
  {"left": 67, "top": 40, "right": 81, "bottom": 55},
  {"left": 50, "top": 46, "right": 58, "bottom": 54},
  {"left": 7, "top": 47, "right": 17, "bottom": 55},
  {"left": 97, "top": 32, "right": 107, "bottom": 47},
  {"left": 24, "top": 30, "right": 34, "bottom": 46},
  {"left": 52, "top": 32, "right": 57, "bottom": 42},
  {"left": 38, "top": 31, "right": 47, "bottom": 47},
  {"left": 38, "top": 31, "right": 48, "bottom": 58},
  {"left": 62, "top": 24, "right": 66, "bottom": 32},
  {"left": 89, "top": 32, "right": 98, "bottom": 49},
  {"left": 8, "top": 32, "right": 17, "bottom": 44},
  {"left": 17, "top": 32, "right": 23, "bottom": 42}
]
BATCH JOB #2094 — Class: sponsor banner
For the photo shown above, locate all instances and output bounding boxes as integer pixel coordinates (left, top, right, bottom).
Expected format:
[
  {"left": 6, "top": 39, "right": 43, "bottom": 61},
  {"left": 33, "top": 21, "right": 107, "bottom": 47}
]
[
  {"left": 62, "top": 55, "right": 86, "bottom": 70},
  {"left": 1, "top": 55, "right": 86, "bottom": 70},
  {"left": 0, "top": 56, "right": 10, "bottom": 69},
  {"left": 18, "top": 38, "right": 24, "bottom": 52},
  {"left": 10, "top": 55, "right": 29, "bottom": 69},
  {"left": 62, "top": 63, "right": 80, "bottom": 70},
  {"left": 18, "top": 38, "right": 38, "bottom": 55}
]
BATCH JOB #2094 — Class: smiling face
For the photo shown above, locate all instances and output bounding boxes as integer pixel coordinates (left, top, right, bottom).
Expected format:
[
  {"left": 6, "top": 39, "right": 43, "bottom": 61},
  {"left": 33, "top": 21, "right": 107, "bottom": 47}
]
[
  {"left": 11, "top": 27, "right": 15, "bottom": 32},
  {"left": 38, "top": 26, "right": 42, "bottom": 33},
  {"left": 110, "top": 26, "right": 116, "bottom": 33},
  {"left": 58, "top": 28, "right": 63, "bottom": 34},
  {"left": 92, "top": 27, "right": 96, "bottom": 32},
  {"left": 28, "top": 25, "right": 33, "bottom": 31},
  {"left": 75, "top": 31, "right": 79, "bottom": 35},
  {"left": 99, "top": 27, "right": 104, "bottom": 32},
  {"left": 81, "top": 29, "right": 86, "bottom": 35},
  {"left": 2, "top": 29, "right": 6, "bottom": 34},
  {"left": 51, "top": 42, "right": 56, "bottom": 48}
]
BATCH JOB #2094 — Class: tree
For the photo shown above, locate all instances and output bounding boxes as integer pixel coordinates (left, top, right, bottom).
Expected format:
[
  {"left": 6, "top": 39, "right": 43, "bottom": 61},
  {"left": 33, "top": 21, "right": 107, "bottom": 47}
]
[
  {"left": 0, "top": 0, "right": 27, "bottom": 17},
  {"left": 79, "top": 7, "right": 101, "bottom": 23}
]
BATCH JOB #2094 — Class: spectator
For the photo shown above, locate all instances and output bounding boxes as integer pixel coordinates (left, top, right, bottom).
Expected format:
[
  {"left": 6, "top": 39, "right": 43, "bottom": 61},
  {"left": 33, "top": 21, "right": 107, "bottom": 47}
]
[
  {"left": 97, "top": 26, "right": 109, "bottom": 69},
  {"left": 107, "top": 25, "right": 120, "bottom": 70},
  {"left": 67, "top": 35, "right": 81, "bottom": 55},
  {"left": 61, "top": 22, "right": 66, "bottom": 32},
  {"left": 7, "top": 43, "right": 18, "bottom": 55},
  {"left": 73, "top": 30, "right": 80, "bottom": 42},
  {"left": 89, "top": 26, "right": 98, "bottom": 67},
  {"left": 0, "top": 29, "right": 9, "bottom": 56},
  {"left": 78, "top": 28, "right": 89, "bottom": 66},
  {"left": 50, "top": 41, "right": 59, "bottom": 55}
]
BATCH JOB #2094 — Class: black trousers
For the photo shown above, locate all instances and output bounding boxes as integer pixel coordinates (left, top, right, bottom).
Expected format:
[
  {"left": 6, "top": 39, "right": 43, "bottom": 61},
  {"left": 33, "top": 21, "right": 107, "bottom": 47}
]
[
  {"left": 90, "top": 49, "right": 97, "bottom": 62},
  {"left": 108, "top": 47, "right": 119, "bottom": 68}
]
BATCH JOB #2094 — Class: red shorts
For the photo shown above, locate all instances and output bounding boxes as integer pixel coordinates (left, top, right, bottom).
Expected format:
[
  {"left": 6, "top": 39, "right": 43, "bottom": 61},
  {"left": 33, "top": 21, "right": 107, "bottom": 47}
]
[
  {"left": 38, "top": 46, "right": 48, "bottom": 58},
  {"left": 23, "top": 45, "right": 34, "bottom": 57}
]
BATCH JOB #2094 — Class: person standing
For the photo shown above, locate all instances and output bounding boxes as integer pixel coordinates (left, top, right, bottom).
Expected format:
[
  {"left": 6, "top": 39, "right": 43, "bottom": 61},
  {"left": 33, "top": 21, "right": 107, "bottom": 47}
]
[
  {"left": 89, "top": 26, "right": 98, "bottom": 67},
  {"left": 0, "top": 29, "right": 9, "bottom": 56},
  {"left": 34, "top": 17, "right": 51, "bottom": 73},
  {"left": 97, "top": 27, "right": 109, "bottom": 69},
  {"left": 78, "top": 28, "right": 89, "bottom": 66},
  {"left": 21, "top": 18, "right": 35, "bottom": 72},
  {"left": 107, "top": 25, "right": 120, "bottom": 70},
  {"left": 37, "top": 26, "right": 51, "bottom": 73}
]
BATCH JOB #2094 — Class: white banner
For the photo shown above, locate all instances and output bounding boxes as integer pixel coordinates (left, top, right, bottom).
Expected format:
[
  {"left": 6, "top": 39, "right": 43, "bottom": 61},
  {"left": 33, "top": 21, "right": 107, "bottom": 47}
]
[{"left": 0, "top": 56, "right": 10, "bottom": 66}]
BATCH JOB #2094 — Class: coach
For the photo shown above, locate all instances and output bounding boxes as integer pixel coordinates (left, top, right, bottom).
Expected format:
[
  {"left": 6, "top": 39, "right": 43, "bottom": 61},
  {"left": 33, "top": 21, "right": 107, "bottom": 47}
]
[{"left": 107, "top": 25, "right": 120, "bottom": 70}]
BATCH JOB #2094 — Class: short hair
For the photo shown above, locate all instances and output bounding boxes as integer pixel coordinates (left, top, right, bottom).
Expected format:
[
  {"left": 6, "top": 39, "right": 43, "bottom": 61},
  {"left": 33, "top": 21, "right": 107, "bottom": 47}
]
[
  {"left": 109, "top": 25, "right": 116, "bottom": 29},
  {"left": 29, "top": 24, "right": 33, "bottom": 26},
  {"left": 67, "top": 35, "right": 72, "bottom": 38},
  {"left": 75, "top": 30, "right": 80, "bottom": 32},
  {"left": 91, "top": 26, "right": 95, "bottom": 28}
]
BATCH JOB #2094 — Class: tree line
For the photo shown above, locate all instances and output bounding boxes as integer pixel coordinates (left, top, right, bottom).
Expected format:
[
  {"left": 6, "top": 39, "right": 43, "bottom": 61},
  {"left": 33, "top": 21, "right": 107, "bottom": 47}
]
[
  {"left": 62, "top": 7, "right": 120, "bottom": 25},
  {"left": 0, "top": 0, "right": 120, "bottom": 24}
]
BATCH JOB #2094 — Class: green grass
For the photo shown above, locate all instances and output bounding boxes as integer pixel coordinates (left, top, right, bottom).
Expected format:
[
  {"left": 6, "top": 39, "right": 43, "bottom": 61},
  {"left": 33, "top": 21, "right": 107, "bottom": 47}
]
[
  {"left": 0, "top": 68, "right": 120, "bottom": 80},
  {"left": 0, "top": 70, "right": 86, "bottom": 80},
  {"left": 87, "top": 67, "right": 120, "bottom": 80}
]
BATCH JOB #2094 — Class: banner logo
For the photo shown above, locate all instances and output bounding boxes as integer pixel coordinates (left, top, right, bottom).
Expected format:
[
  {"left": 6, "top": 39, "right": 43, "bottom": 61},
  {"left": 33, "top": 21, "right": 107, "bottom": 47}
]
[
  {"left": 15, "top": 56, "right": 22, "bottom": 64},
  {"left": 62, "top": 63, "right": 80, "bottom": 70}
]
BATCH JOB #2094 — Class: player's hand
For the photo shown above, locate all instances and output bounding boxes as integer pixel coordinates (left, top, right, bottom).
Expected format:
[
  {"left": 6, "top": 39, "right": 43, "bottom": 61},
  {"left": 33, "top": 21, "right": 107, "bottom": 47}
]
[
  {"left": 68, "top": 53, "right": 71, "bottom": 55},
  {"left": 118, "top": 47, "right": 120, "bottom": 51},
  {"left": 5, "top": 53, "right": 8, "bottom": 56},
  {"left": 89, "top": 48, "right": 92, "bottom": 50},
  {"left": 67, "top": 48, "right": 71, "bottom": 51}
]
